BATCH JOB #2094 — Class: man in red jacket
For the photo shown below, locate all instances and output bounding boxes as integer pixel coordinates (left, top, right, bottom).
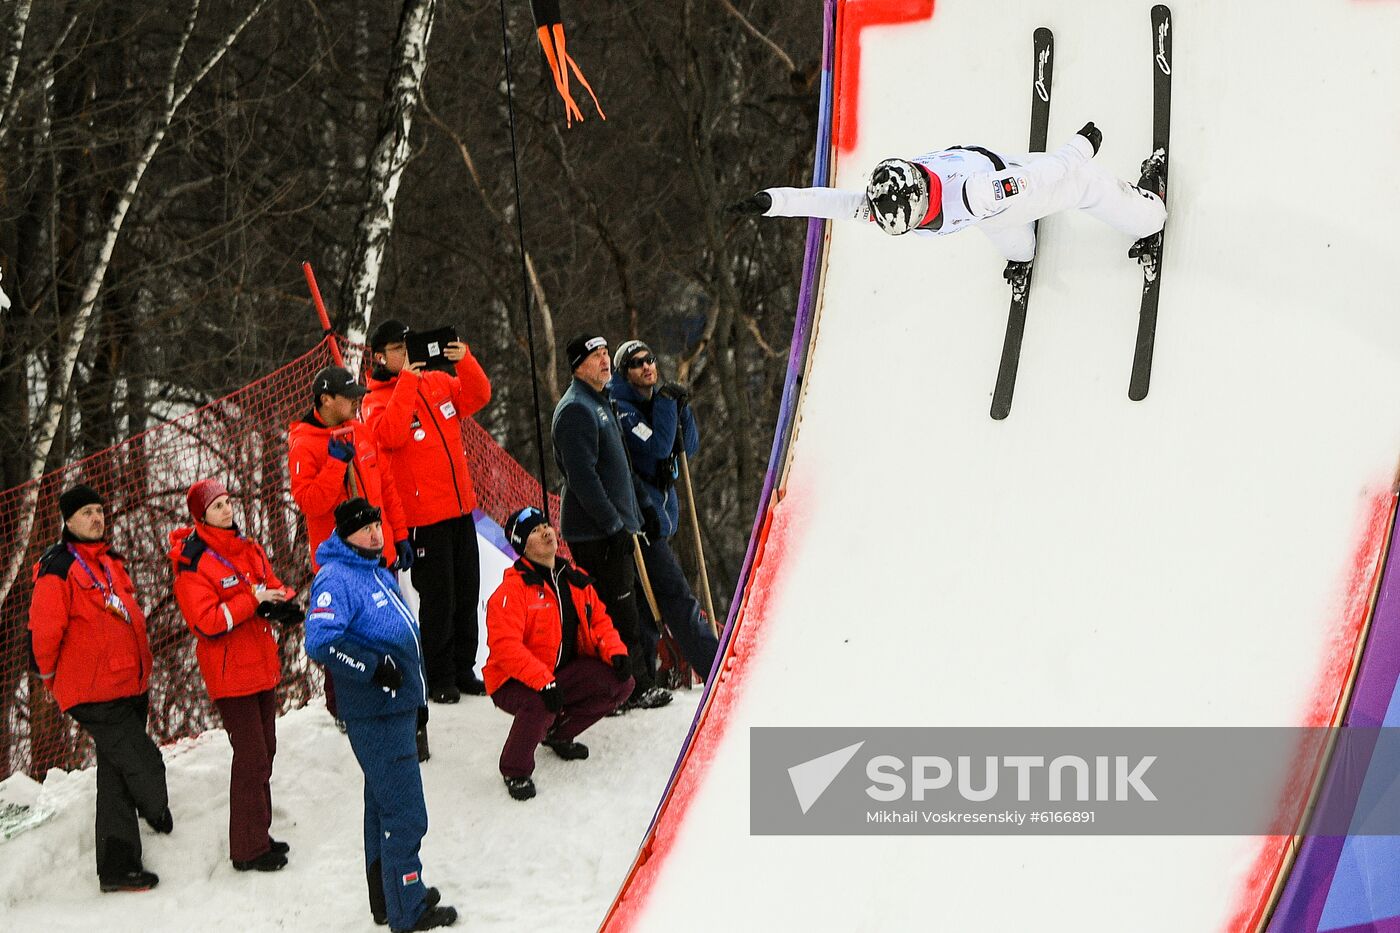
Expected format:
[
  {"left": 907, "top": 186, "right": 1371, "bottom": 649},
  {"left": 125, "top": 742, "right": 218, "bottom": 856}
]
[
  {"left": 362, "top": 320, "right": 492, "bottom": 703},
  {"left": 484, "top": 506, "right": 633, "bottom": 801},
  {"left": 288, "top": 365, "right": 424, "bottom": 754},
  {"left": 170, "top": 478, "right": 302, "bottom": 874},
  {"left": 28, "top": 484, "right": 171, "bottom": 892}
]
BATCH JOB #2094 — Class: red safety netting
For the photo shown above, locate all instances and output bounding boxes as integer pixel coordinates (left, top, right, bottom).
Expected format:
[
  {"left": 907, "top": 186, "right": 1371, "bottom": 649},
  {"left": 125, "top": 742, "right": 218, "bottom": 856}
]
[{"left": 0, "top": 338, "right": 556, "bottom": 782}]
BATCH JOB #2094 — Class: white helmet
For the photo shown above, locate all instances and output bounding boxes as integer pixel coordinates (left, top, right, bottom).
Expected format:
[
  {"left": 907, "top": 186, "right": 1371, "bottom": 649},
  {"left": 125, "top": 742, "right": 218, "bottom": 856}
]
[{"left": 865, "top": 159, "right": 931, "bottom": 236}]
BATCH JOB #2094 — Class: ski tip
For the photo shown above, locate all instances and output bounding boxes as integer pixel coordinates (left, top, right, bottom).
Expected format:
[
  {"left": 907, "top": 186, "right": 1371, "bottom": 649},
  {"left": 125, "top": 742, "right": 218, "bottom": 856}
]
[{"left": 990, "top": 404, "right": 1010, "bottom": 421}]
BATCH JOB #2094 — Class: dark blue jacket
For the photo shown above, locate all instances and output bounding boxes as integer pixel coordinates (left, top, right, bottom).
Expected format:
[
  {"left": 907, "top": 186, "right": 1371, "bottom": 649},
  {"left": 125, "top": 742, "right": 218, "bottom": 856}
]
[
  {"left": 608, "top": 375, "right": 700, "bottom": 539},
  {"left": 305, "top": 533, "right": 427, "bottom": 717},
  {"left": 550, "top": 377, "right": 649, "bottom": 543}
]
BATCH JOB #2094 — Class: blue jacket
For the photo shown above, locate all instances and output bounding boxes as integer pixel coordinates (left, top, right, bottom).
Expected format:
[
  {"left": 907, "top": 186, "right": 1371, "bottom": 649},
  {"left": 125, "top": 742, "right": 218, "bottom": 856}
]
[
  {"left": 305, "top": 533, "right": 426, "bottom": 717},
  {"left": 608, "top": 375, "right": 700, "bottom": 539},
  {"left": 550, "top": 377, "right": 649, "bottom": 542}
]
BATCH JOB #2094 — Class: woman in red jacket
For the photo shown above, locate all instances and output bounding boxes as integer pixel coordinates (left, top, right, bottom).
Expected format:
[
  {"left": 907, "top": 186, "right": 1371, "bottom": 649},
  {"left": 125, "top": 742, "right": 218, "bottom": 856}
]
[
  {"left": 484, "top": 507, "right": 634, "bottom": 801},
  {"left": 29, "top": 484, "right": 170, "bottom": 893},
  {"left": 169, "top": 479, "right": 302, "bottom": 873}
]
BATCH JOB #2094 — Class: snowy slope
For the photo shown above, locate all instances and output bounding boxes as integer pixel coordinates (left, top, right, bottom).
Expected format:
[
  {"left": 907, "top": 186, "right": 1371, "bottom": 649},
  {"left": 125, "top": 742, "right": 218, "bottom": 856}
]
[
  {"left": 0, "top": 693, "right": 698, "bottom": 931},
  {"left": 617, "top": 1, "right": 1400, "bottom": 931}
]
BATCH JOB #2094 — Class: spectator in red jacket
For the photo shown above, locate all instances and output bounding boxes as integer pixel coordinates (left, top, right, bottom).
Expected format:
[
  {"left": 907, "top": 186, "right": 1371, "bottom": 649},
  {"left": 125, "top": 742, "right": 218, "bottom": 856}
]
[
  {"left": 288, "top": 364, "right": 426, "bottom": 757},
  {"left": 169, "top": 479, "right": 303, "bottom": 874},
  {"left": 484, "top": 507, "right": 634, "bottom": 801},
  {"left": 362, "top": 320, "right": 492, "bottom": 703},
  {"left": 28, "top": 484, "right": 171, "bottom": 893}
]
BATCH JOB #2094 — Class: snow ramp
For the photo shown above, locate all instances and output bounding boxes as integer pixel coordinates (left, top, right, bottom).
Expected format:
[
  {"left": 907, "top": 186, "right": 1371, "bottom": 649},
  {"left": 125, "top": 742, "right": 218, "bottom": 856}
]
[{"left": 603, "top": 1, "right": 1400, "bottom": 931}]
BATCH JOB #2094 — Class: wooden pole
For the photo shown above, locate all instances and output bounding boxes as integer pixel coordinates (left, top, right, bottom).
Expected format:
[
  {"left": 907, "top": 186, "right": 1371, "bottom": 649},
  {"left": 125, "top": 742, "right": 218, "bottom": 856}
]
[{"left": 678, "top": 451, "right": 719, "bottom": 637}]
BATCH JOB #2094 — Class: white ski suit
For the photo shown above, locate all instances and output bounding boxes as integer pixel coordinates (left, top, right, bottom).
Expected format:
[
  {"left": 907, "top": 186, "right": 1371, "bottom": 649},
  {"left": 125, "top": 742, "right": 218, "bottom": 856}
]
[{"left": 761, "top": 136, "right": 1165, "bottom": 263}]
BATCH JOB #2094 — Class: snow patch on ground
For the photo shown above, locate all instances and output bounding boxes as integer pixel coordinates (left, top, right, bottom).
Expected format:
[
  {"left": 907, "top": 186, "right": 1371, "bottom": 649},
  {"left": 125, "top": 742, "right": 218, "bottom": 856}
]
[{"left": 0, "top": 691, "right": 698, "bottom": 931}]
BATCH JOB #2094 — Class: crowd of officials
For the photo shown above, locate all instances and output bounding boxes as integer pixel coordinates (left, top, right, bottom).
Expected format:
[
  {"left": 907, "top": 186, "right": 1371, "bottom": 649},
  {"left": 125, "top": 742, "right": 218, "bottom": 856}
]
[{"left": 25, "top": 325, "right": 718, "bottom": 932}]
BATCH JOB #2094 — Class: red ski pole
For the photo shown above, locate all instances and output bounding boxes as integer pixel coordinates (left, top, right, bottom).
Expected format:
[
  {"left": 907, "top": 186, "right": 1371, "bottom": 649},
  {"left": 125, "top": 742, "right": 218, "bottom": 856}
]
[{"left": 302, "top": 261, "right": 345, "bottom": 367}]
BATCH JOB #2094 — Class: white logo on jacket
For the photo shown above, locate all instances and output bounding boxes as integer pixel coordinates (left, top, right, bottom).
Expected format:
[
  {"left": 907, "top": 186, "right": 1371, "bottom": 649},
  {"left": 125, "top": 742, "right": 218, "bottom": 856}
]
[{"left": 317, "top": 592, "right": 332, "bottom": 608}]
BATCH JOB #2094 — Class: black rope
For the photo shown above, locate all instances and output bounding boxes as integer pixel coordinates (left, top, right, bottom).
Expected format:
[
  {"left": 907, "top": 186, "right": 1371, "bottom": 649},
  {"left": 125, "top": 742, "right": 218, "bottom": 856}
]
[{"left": 497, "top": 0, "right": 553, "bottom": 524}]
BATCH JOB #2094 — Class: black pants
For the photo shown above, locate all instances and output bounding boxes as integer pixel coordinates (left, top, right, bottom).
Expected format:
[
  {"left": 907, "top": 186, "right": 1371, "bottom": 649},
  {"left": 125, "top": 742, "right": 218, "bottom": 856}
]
[
  {"left": 409, "top": 514, "right": 481, "bottom": 691},
  {"left": 68, "top": 694, "right": 168, "bottom": 878},
  {"left": 569, "top": 536, "right": 655, "bottom": 693},
  {"left": 640, "top": 536, "right": 720, "bottom": 681}
]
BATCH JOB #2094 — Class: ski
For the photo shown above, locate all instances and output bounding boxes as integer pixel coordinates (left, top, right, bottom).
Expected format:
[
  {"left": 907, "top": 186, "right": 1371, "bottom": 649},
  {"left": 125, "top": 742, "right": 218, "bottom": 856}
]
[
  {"left": 1128, "top": 5, "right": 1172, "bottom": 401},
  {"left": 990, "top": 27, "right": 1054, "bottom": 421}
]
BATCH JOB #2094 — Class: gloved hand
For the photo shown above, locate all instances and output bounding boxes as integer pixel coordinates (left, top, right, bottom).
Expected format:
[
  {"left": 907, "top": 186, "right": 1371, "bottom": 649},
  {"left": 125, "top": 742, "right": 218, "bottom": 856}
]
[
  {"left": 539, "top": 682, "right": 564, "bottom": 713},
  {"left": 657, "top": 382, "right": 690, "bottom": 406},
  {"left": 641, "top": 505, "right": 662, "bottom": 545},
  {"left": 327, "top": 435, "right": 355, "bottom": 462},
  {"left": 1076, "top": 121, "right": 1102, "bottom": 156},
  {"left": 267, "top": 601, "right": 305, "bottom": 626},
  {"left": 727, "top": 191, "right": 772, "bottom": 215},
  {"left": 606, "top": 528, "right": 633, "bottom": 557},
  {"left": 610, "top": 654, "right": 632, "bottom": 682},
  {"left": 372, "top": 655, "right": 402, "bottom": 690},
  {"left": 394, "top": 539, "right": 415, "bottom": 571}
]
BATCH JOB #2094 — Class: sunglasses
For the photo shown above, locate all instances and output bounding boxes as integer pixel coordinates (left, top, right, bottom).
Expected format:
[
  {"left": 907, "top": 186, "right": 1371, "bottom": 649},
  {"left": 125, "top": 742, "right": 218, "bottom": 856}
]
[{"left": 626, "top": 354, "right": 656, "bottom": 369}]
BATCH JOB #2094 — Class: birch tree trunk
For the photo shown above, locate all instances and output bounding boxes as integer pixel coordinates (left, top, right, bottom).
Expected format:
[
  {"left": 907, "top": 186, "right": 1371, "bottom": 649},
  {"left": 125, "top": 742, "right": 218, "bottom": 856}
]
[
  {"left": 343, "top": 0, "right": 437, "bottom": 353},
  {"left": 0, "top": 0, "right": 268, "bottom": 610}
]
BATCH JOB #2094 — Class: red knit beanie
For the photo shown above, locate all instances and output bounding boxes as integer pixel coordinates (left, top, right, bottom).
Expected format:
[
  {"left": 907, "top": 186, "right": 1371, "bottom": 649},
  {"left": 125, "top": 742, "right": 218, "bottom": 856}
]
[{"left": 186, "top": 479, "right": 229, "bottom": 521}]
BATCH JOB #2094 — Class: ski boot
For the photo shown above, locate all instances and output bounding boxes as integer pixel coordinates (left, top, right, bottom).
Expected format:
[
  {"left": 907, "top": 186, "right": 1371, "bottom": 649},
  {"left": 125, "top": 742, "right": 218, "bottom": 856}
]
[
  {"left": 1136, "top": 149, "right": 1166, "bottom": 201},
  {"left": 1003, "top": 261, "right": 1032, "bottom": 300}
]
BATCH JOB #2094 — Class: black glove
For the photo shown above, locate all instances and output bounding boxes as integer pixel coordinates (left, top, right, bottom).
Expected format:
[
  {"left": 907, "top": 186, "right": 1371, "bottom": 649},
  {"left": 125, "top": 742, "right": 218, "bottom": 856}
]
[
  {"left": 372, "top": 655, "right": 402, "bottom": 690},
  {"left": 327, "top": 435, "right": 355, "bottom": 462},
  {"left": 1076, "top": 121, "right": 1102, "bottom": 156},
  {"left": 539, "top": 682, "right": 564, "bottom": 713},
  {"left": 657, "top": 382, "right": 690, "bottom": 407},
  {"left": 641, "top": 506, "right": 662, "bottom": 545},
  {"left": 727, "top": 191, "right": 772, "bottom": 215},
  {"left": 394, "top": 539, "right": 415, "bottom": 571},
  {"left": 606, "top": 528, "right": 633, "bottom": 556},
  {"left": 610, "top": 654, "right": 632, "bottom": 682},
  {"left": 268, "top": 601, "right": 305, "bottom": 626}
]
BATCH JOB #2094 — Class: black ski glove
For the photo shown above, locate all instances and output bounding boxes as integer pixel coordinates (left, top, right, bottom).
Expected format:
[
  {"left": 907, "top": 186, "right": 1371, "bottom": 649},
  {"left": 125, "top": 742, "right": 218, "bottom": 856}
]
[
  {"left": 1076, "top": 121, "right": 1102, "bottom": 156},
  {"left": 611, "top": 654, "right": 632, "bottom": 682},
  {"left": 657, "top": 382, "right": 690, "bottom": 407},
  {"left": 606, "top": 528, "right": 633, "bottom": 557},
  {"left": 539, "top": 682, "right": 564, "bottom": 713},
  {"left": 727, "top": 191, "right": 772, "bottom": 216},
  {"left": 372, "top": 655, "right": 403, "bottom": 690},
  {"left": 258, "top": 601, "right": 304, "bottom": 626},
  {"left": 641, "top": 506, "right": 662, "bottom": 545}
]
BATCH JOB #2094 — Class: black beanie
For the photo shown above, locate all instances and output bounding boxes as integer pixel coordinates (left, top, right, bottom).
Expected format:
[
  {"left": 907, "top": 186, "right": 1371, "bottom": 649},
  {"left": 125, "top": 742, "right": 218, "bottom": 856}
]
[
  {"left": 334, "top": 497, "right": 381, "bottom": 539},
  {"left": 565, "top": 333, "right": 608, "bottom": 371},
  {"left": 58, "top": 484, "right": 103, "bottom": 522},
  {"left": 504, "top": 506, "right": 548, "bottom": 556}
]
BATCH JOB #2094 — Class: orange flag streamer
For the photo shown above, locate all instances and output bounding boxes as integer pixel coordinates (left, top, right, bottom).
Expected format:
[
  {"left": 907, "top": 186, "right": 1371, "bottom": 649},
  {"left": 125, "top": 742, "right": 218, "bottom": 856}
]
[{"left": 530, "top": 0, "right": 605, "bottom": 125}]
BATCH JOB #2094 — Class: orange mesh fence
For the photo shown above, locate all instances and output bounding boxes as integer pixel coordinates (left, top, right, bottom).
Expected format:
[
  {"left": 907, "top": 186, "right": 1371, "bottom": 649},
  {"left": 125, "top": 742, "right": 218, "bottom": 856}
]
[{"left": 0, "top": 338, "right": 557, "bottom": 782}]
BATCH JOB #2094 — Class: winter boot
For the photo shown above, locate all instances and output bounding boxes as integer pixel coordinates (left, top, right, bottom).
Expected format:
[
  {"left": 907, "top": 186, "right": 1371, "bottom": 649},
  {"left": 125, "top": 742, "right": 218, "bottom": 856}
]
[
  {"left": 428, "top": 684, "right": 460, "bottom": 704},
  {"left": 269, "top": 838, "right": 290, "bottom": 855},
  {"left": 456, "top": 673, "right": 487, "bottom": 696},
  {"left": 504, "top": 776, "right": 536, "bottom": 801},
  {"left": 542, "top": 733, "right": 589, "bottom": 761},
  {"left": 99, "top": 868, "right": 160, "bottom": 893},
  {"left": 627, "top": 686, "right": 673, "bottom": 710},
  {"left": 232, "top": 849, "right": 288, "bottom": 872},
  {"left": 392, "top": 904, "right": 458, "bottom": 932},
  {"left": 373, "top": 879, "right": 441, "bottom": 926}
]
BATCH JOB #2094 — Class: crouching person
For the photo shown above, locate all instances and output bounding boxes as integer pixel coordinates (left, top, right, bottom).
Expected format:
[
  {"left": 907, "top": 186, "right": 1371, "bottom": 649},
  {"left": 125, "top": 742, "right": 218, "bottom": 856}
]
[
  {"left": 305, "top": 498, "right": 457, "bottom": 932},
  {"left": 485, "top": 507, "right": 634, "bottom": 801},
  {"left": 28, "top": 485, "right": 171, "bottom": 892},
  {"left": 169, "top": 479, "right": 301, "bottom": 873}
]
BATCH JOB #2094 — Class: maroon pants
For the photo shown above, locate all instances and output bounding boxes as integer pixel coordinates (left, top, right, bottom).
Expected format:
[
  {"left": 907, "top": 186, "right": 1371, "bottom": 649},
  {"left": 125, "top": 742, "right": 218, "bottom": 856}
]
[
  {"left": 490, "top": 657, "right": 633, "bottom": 778},
  {"left": 214, "top": 690, "right": 278, "bottom": 862}
]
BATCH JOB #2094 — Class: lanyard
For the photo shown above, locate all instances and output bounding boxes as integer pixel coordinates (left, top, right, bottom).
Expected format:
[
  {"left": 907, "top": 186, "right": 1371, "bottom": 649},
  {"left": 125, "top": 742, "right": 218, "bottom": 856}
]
[
  {"left": 201, "top": 540, "right": 257, "bottom": 590},
  {"left": 67, "top": 545, "right": 131, "bottom": 622}
]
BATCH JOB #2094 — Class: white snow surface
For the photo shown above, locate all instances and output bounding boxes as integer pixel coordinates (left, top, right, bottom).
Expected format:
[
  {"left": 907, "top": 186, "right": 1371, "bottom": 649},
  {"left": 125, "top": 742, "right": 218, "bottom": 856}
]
[{"left": 0, "top": 692, "right": 698, "bottom": 931}]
